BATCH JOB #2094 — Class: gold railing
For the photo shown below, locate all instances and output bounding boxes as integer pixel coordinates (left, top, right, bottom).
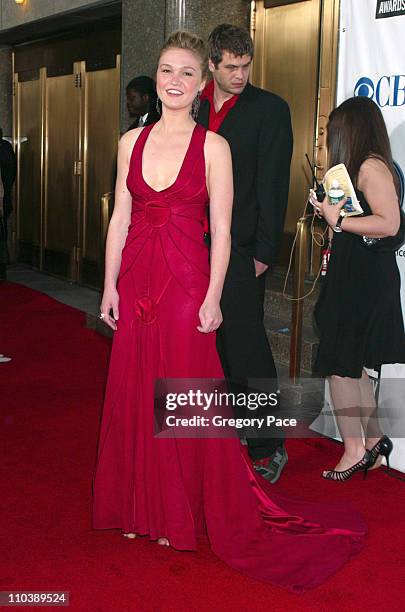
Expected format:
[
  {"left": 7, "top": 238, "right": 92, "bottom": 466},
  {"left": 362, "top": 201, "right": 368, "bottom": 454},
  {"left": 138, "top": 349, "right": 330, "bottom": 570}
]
[{"left": 289, "top": 214, "right": 313, "bottom": 382}]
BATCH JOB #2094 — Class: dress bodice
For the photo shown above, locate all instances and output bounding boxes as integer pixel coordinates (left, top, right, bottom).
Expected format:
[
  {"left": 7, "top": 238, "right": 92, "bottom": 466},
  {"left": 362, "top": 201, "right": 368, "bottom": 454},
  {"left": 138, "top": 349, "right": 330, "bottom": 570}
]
[
  {"left": 118, "top": 123, "right": 211, "bottom": 303},
  {"left": 126, "top": 123, "right": 209, "bottom": 230}
]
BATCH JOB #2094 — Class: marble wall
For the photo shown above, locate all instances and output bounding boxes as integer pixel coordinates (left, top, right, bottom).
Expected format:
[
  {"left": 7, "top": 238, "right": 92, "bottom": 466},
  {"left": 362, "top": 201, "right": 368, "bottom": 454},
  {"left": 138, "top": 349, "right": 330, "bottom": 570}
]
[
  {"left": 120, "top": 0, "right": 166, "bottom": 130},
  {"left": 0, "top": 46, "right": 12, "bottom": 137},
  {"left": 165, "top": 0, "right": 249, "bottom": 39}
]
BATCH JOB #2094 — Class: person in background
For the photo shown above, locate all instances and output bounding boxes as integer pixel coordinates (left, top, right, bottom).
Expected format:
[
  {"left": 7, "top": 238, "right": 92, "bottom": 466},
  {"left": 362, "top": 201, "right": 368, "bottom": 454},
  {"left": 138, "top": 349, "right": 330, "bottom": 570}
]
[
  {"left": 0, "top": 128, "right": 17, "bottom": 280},
  {"left": 126, "top": 76, "right": 160, "bottom": 130},
  {"left": 310, "top": 96, "right": 405, "bottom": 481},
  {"left": 198, "top": 24, "right": 293, "bottom": 483}
]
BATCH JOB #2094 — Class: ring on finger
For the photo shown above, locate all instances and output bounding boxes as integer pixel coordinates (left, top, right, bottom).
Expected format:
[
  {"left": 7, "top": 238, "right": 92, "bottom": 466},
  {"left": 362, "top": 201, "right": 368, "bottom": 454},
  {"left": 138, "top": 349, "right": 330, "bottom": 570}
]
[{"left": 99, "top": 313, "right": 106, "bottom": 320}]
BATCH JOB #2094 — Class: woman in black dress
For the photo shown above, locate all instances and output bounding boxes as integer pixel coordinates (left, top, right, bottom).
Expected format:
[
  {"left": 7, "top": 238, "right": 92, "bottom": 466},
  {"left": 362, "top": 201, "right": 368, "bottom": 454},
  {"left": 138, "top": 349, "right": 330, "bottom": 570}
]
[{"left": 310, "top": 96, "right": 405, "bottom": 481}]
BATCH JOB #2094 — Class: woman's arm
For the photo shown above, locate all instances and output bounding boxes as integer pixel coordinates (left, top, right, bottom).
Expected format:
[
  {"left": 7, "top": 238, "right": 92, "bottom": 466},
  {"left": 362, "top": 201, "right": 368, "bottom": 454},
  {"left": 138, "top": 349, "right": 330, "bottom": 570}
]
[
  {"left": 198, "top": 132, "right": 233, "bottom": 333},
  {"left": 312, "top": 158, "right": 400, "bottom": 237},
  {"left": 100, "top": 129, "right": 139, "bottom": 329}
]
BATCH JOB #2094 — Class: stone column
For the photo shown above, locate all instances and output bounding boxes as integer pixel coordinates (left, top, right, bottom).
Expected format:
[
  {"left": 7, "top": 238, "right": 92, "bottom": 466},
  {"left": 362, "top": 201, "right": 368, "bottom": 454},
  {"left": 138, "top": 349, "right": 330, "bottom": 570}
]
[
  {"left": 120, "top": 0, "right": 166, "bottom": 131},
  {"left": 165, "top": 0, "right": 250, "bottom": 39},
  {"left": 0, "top": 46, "right": 13, "bottom": 138}
]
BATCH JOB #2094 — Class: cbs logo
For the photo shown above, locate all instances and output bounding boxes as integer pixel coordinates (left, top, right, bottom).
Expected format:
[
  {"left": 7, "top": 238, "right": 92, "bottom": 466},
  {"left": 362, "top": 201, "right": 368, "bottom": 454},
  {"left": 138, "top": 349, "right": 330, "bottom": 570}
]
[{"left": 354, "top": 75, "right": 405, "bottom": 107}]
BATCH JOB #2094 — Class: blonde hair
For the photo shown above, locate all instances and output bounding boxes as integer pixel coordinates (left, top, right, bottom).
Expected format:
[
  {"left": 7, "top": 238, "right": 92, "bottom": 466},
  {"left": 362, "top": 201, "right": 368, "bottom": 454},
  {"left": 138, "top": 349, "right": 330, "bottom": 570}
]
[{"left": 158, "top": 30, "right": 209, "bottom": 78}]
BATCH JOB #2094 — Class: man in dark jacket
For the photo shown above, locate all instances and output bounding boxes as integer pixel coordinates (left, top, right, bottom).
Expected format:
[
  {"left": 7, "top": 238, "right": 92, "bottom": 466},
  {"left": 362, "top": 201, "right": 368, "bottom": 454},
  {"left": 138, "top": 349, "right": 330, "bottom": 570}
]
[
  {"left": 0, "top": 128, "right": 17, "bottom": 280},
  {"left": 198, "top": 24, "right": 293, "bottom": 483},
  {"left": 126, "top": 75, "right": 160, "bottom": 130}
]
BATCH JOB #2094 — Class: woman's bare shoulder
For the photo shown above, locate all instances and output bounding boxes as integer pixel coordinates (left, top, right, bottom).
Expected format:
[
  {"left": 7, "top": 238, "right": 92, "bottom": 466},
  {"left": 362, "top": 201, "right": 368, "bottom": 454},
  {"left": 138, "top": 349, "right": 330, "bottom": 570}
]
[
  {"left": 119, "top": 127, "right": 143, "bottom": 151},
  {"left": 117, "top": 128, "right": 145, "bottom": 167},
  {"left": 358, "top": 157, "right": 393, "bottom": 188},
  {"left": 204, "top": 129, "right": 231, "bottom": 157}
]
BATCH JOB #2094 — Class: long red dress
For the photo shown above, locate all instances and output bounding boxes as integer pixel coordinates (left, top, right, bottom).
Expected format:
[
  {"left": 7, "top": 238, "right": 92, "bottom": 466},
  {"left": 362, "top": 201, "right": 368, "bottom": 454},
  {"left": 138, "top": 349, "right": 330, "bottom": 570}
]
[{"left": 92, "top": 123, "right": 366, "bottom": 593}]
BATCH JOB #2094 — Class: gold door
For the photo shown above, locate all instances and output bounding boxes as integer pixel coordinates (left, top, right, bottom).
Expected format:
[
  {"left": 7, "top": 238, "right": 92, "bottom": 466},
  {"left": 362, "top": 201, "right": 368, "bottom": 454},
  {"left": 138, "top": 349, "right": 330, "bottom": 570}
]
[
  {"left": 13, "top": 57, "right": 121, "bottom": 285},
  {"left": 252, "top": 0, "right": 340, "bottom": 250},
  {"left": 43, "top": 69, "right": 81, "bottom": 279},
  {"left": 252, "top": 0, "right": 321, "bottom": 238},
  {"left": 14, "top": 74, "right": 42, "bottom": 267},
  {"left": 80, "top": 57, "right": 120, "bottom": 287}
]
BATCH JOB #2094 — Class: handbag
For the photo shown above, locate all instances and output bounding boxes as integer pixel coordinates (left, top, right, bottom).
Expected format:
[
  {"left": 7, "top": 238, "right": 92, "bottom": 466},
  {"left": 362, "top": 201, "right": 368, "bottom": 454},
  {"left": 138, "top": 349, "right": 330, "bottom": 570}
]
[{"left": 361, "top": 161, "right": 405, "bottom": 252}]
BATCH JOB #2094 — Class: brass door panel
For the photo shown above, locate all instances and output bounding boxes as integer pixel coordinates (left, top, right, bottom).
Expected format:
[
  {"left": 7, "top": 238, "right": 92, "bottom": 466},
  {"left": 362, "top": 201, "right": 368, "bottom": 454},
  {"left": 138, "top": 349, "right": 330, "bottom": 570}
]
[
  {"left": 81, "top": 59, "right": 120, "bottom": 287},
  {"left": 252, "top": 0, "right": 321, "bottom": 235},
  {"left": 12, "top": 32, "right": 122, "bottom": 284},
  {"left": 44, "top": 73, "right": 80, "bottom": 279},
  {"left": 15, "top": 77, "right": 42, "bottom": 266}
]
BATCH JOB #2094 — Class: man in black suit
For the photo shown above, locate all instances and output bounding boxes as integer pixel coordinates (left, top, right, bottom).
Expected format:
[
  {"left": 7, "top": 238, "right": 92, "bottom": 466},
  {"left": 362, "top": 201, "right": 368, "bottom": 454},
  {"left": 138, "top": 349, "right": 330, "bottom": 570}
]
[
  {"left": 126, "top": 75, "right": 160, "bottom": 130},
  {"left": 198, "top": 24, "right": 293, "bottom": 483}
]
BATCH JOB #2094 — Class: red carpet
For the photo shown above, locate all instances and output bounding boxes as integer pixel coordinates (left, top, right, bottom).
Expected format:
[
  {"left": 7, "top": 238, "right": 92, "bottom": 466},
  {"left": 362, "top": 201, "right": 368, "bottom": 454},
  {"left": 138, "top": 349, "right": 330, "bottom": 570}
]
[{"left": 1, "top": 281, "right": 405, "bottom": 611}]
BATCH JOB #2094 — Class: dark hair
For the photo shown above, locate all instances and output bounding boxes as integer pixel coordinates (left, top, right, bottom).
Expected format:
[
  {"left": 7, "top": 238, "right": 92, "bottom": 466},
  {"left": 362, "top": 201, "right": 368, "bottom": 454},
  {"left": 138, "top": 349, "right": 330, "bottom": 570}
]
[
  {"left": 208, "top": 23, "right": 254, "bottom": 68},
  {"left": 327, "top": 96, "right": 399, "bottom": 194},
  {"left": 0, "top": 127, "right": 3, "bottom": 139},
  {"left": 126, "top": 75, "right": 156, "bottom": 97},
  {"left": 158, "top": 30, "right": 208, "bottom": 79}
]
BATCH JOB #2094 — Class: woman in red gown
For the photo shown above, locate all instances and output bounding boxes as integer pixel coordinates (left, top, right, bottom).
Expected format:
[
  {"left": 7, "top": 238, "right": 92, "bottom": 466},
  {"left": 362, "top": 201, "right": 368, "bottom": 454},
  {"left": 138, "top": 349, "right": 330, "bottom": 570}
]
[{"left": 92, "top": 31, "right": 366, "bottom": 593}]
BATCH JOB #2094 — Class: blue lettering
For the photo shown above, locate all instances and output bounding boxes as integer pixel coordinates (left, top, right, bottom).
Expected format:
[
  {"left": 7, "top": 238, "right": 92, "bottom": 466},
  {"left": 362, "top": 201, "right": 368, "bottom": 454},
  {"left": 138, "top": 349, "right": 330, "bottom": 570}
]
[
  {"left": 393, "top": 75, "right": 405, "bottom": 106},
  {"left": 375, "top": 76, "right": 391, "bottom": 107}
]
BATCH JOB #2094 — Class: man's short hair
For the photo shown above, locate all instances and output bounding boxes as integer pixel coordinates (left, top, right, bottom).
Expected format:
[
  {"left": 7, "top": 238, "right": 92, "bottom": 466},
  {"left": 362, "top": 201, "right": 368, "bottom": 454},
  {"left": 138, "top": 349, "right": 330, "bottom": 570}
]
[
  {"left": 126, "top": 75, "right": 156, "bottom": 97},
  {"left": 208, "top": 23, "right": 254, "bottom": 68}
]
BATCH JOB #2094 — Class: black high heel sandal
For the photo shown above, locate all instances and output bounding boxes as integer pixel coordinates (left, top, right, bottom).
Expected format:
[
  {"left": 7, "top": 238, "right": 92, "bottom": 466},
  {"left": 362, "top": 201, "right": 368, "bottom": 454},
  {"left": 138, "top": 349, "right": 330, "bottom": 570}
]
[
  {"left": 366, "top": 435, "right": 393, "bottom": 472},
  {"left": 322, "top": 451, "right": 371, "bottom": 482}
]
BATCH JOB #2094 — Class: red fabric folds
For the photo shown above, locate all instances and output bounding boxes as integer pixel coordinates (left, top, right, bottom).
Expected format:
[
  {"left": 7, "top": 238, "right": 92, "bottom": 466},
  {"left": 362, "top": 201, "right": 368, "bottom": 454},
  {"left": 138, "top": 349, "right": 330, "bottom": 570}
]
[{"left": 92, "top": 123, "right": 366, "bottom": 593}]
